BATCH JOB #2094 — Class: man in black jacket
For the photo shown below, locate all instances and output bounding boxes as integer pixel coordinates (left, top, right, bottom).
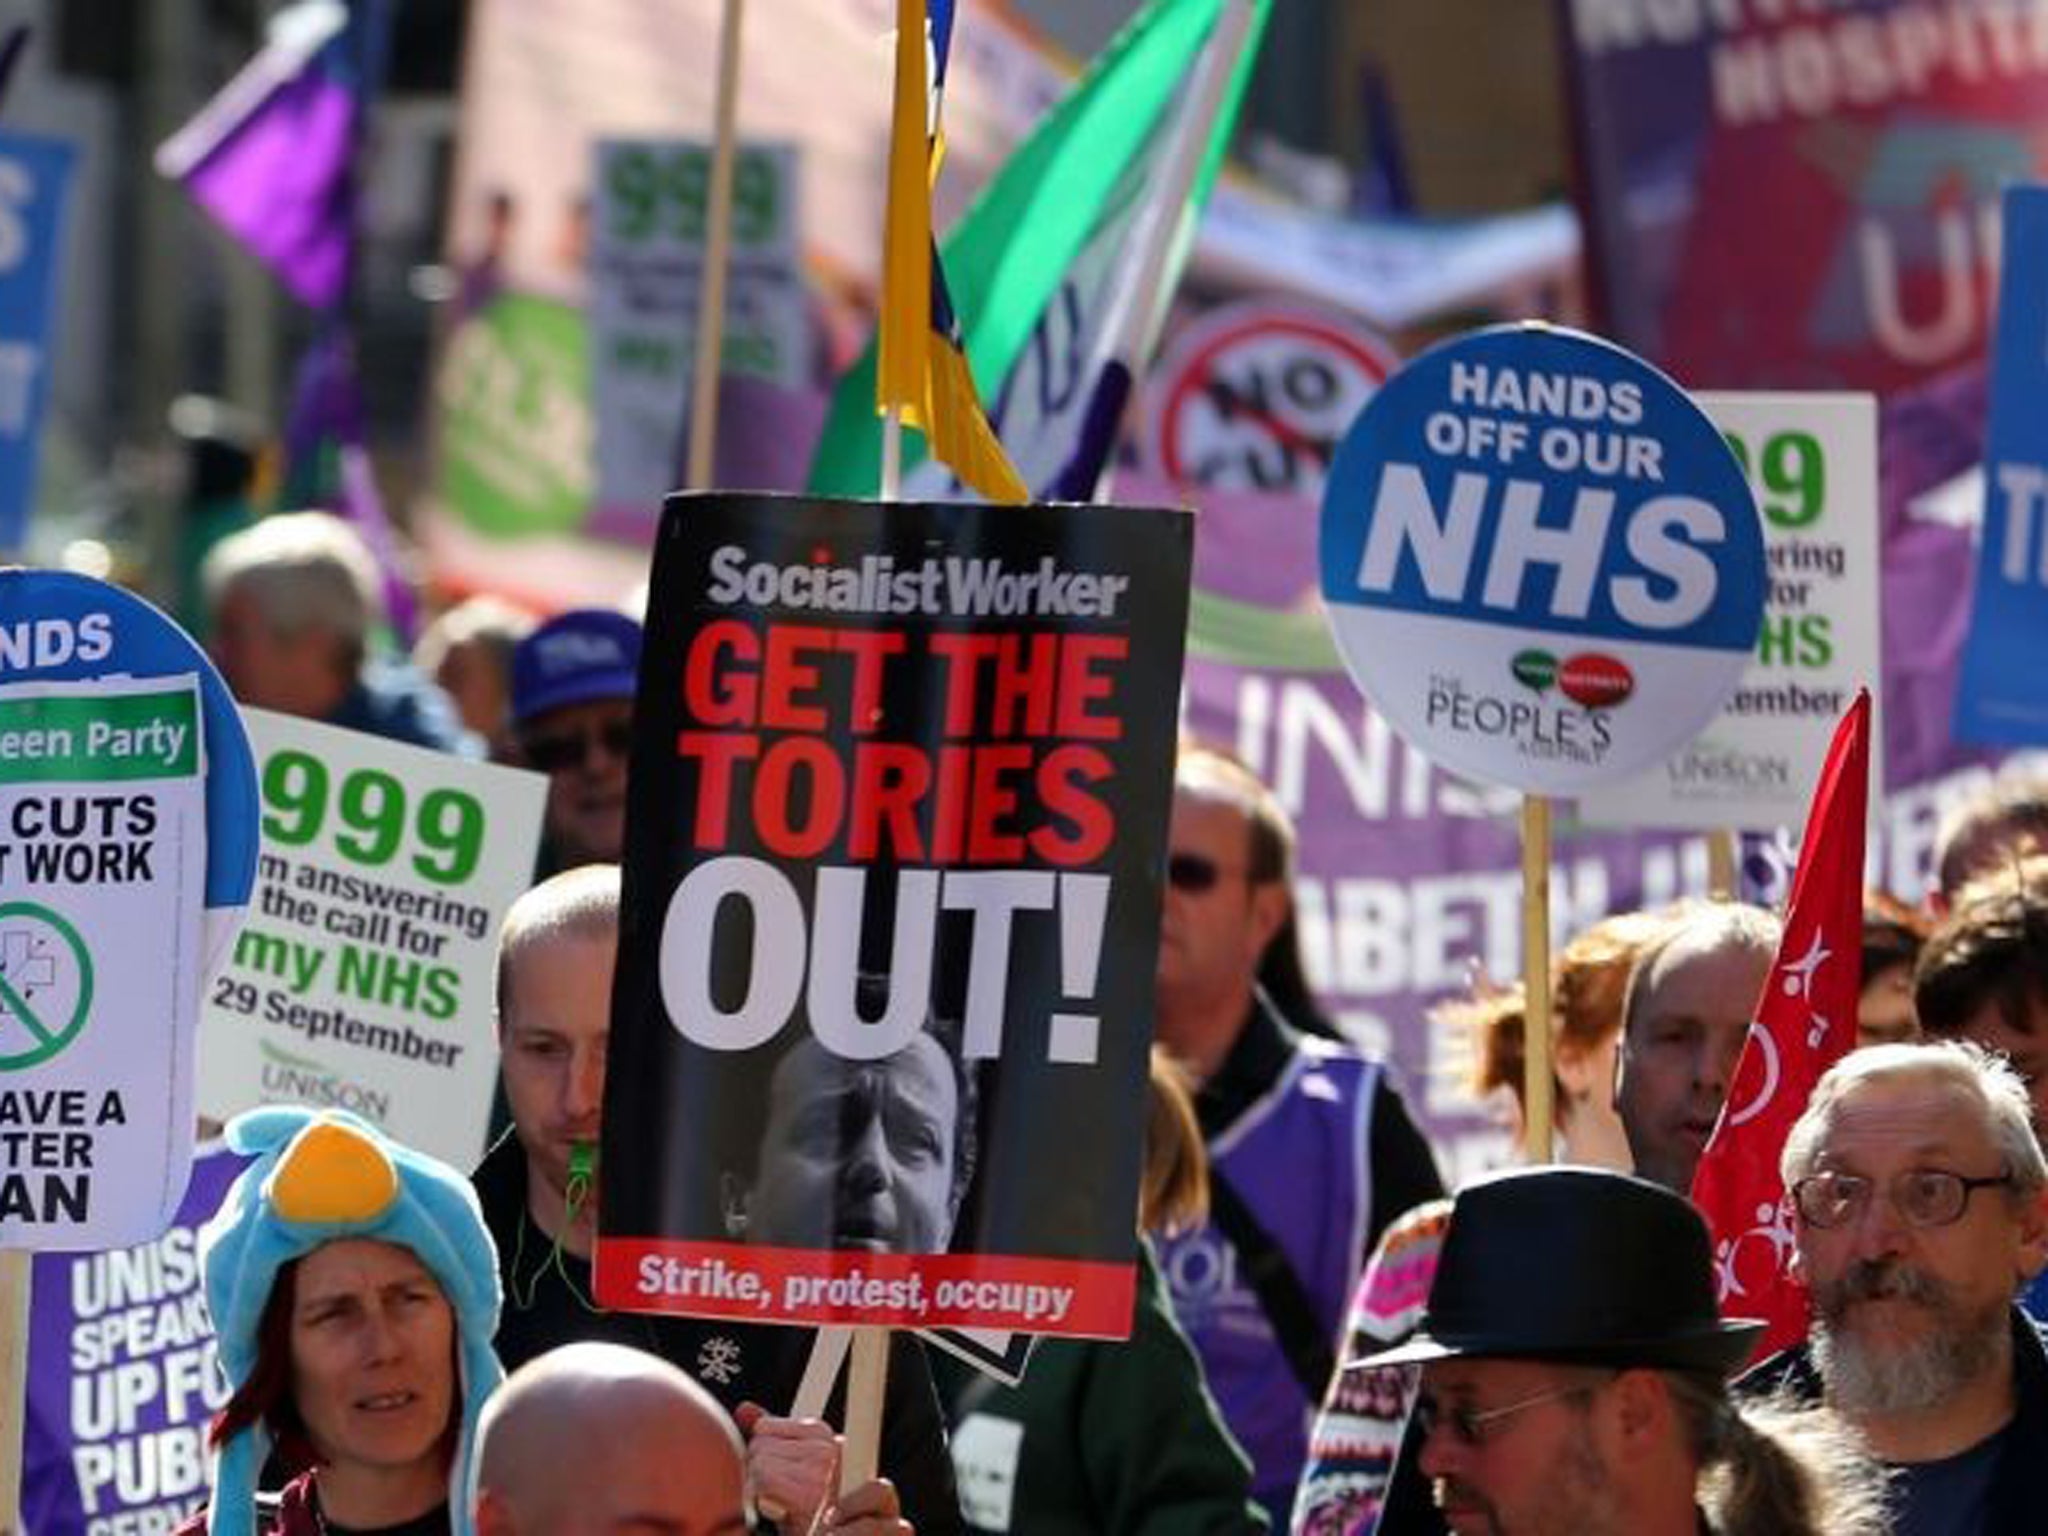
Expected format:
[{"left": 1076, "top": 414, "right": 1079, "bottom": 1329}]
[
  {"left": 477, "top": 865, "right": 963, "bottom": 1532},
  {"left": 1738, "top": 1040, "right": 2048, "bottom": 1534}
]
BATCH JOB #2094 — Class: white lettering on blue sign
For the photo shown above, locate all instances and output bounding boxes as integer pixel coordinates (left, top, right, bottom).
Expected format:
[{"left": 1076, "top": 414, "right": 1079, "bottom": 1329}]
[{"left": 1355, "top": 467, "right": 1723, "bottom": 630}]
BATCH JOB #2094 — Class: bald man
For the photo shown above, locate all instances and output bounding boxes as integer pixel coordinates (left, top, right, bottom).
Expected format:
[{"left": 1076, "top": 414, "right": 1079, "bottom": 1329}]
[{"left": 474, "top": 1342, "right": 911, "bottom": 1535}]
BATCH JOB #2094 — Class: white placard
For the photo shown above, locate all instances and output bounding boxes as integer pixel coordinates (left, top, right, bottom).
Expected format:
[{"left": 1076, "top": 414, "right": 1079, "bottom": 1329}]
[
  {"left": 589, "top": 139, "right": 807, "bottom": 517},
  {"left": 1578, "top": 393, "right": 1883, "bottom": 829},
  {"left": 197, "top": 712, "right": 546, "bottom": 1166},
  {"left": 0, "top": 677, "right": 207, "bottom": 1249}
]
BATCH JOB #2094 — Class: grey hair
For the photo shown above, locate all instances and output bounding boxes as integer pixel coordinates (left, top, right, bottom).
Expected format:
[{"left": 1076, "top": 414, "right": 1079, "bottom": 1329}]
[
  {"left": 1667, "top": 1374, "right": 1890, "bottom": 1536},
  {"left": 1780, "top": 1039, "right": 2048, "bottom": 1195},
  {"left": 201, "top": 511, "right": 383, "bottom": 662},
  {"left": 1622, "top": 900, "right": 1784, "bottom": 1040}
]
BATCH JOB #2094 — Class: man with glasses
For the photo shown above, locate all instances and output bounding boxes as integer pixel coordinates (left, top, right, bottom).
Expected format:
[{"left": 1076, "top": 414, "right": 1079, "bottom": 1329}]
[
  {"left": 507, "top": 607, "right": 642, "bottom": 875},
  {"left": 1361, "top": 1165, "right": 1884, "bottom": 1536},
  {"left": 1151, "top": 743, "right": 1441, "bottom": 1526},
  {"left": 1740, "top": 1040, "right": 2048, "bottom": 1534},
  {"left": 1914, "top": 857, "right": 2048, "bottom": 1327}
]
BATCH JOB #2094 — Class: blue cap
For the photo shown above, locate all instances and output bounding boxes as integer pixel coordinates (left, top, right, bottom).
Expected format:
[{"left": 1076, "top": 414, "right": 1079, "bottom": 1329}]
[{"left": 511, "top": 608, "right": 642, "bottom": 724}]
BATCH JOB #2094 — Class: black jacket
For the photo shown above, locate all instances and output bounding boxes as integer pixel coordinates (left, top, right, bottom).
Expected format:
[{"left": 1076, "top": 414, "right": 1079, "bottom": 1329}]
[
  {"left": 1738, "top": 1305, "right": 2048, "bottom": 1535},
  {"left": 473, "top": 1132, "right": 964, "bottom": 1533}
]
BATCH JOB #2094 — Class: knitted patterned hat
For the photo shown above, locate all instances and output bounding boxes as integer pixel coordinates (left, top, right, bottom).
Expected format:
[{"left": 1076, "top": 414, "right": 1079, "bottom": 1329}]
[{"left": 199, "top": 1107, "right": 504, "bottom": 1536}]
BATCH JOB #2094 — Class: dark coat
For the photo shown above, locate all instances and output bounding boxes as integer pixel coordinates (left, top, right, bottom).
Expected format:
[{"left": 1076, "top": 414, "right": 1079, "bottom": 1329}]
[{"left": 1738, "top": 1305, "right": 2048, "bottom": 1535}]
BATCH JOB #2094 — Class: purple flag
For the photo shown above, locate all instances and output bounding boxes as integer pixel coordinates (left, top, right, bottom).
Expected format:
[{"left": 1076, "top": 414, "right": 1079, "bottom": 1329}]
[
  {"left": 154, "top": 0, "right": 359, "bottom": 310},
  {"left": 284, "top": 329, "right": 419, "bottom": 643}
]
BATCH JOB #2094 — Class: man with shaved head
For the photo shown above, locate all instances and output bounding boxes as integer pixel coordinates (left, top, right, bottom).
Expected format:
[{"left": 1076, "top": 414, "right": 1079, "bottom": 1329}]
[{"left": 474, "top": 1342, "right": 912, "bottom": 1534}]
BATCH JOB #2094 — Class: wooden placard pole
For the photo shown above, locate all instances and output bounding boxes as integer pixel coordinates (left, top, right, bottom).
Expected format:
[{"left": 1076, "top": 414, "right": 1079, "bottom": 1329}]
[
  {"left": 0, "top": 1249, "right": 30, "bottom": 1535},
  {"left": 684, "top": 0, "right": 747, "bottom": 491},
  {"left": 790, "top": 1324, "right": 854, "bottom": 1419},
  {"left": 839, "top": 1326, "right": 891, "bottom": 1494},
  {"left": 1521, "top": 795, "right": 1555, "bottom": 1164},
  {"left": 1706, "top": 827, "right": 1738, "bottom": 899}
]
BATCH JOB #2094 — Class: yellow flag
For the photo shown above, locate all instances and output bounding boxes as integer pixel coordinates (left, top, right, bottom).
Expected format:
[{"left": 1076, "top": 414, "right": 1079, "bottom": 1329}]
[{"left": 875, "top": 0, "right": 1027, "bottom": 503}]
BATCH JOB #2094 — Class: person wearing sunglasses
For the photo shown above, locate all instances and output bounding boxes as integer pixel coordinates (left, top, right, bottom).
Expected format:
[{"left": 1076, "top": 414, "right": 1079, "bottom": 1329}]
[
  {"left": 1151, "top": 743, "right": 1442, "bottom": 1528},
  {"left": 1357, "top": 1166, "right": 1884, "bottom": 1536},
  {"left": 1739, "top": 1040, "right": 2048, "bottom": 1535},
  {"left": 506, "top": 608, "right": 642, "bottom": 876}
]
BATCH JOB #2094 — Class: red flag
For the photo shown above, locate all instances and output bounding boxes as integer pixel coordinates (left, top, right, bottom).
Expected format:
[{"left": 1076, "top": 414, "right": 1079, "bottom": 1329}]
[{"left": 1690, "top": 689, "right": 1871, "bottom": 1361}]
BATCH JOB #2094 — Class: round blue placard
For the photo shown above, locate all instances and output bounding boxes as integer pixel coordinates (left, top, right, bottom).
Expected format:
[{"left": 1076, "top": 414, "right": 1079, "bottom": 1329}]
[
  {"left": 0, "top": 568, "right": 256, "bottom": 970},
  {"left": 1319, "top": 324, "right": 1765, "bottom": 794}
]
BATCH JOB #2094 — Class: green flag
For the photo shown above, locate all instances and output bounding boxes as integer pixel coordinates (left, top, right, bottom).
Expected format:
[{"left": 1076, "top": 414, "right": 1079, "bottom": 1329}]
[{"left": 808, "top": 0, "right": 1269, "bottom": 498}]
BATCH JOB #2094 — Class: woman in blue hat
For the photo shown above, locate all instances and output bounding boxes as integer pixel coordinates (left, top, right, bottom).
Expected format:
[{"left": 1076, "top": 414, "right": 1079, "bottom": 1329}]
[{"left": 175, "top": 1108, "right": 505, "bottom": 1536}]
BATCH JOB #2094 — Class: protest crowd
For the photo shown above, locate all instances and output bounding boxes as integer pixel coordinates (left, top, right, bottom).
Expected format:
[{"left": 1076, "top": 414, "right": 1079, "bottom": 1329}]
[{"left": 15, "top": 2, "right": 2048, "bottom": 1536}]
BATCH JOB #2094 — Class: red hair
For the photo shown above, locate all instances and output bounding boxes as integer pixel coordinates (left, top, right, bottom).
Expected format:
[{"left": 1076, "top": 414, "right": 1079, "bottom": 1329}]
[{"left": 208, "top": 1259, "right": 318, "bottom": 1472}]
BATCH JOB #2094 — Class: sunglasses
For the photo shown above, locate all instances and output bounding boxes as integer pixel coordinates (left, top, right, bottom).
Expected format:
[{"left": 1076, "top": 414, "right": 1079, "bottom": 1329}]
[
  {"left": 521, "top": 719, "right": 634, "bottom": 773},
  {"left": 1167, "top": 853, "right": 1243, "bottom": 893}
]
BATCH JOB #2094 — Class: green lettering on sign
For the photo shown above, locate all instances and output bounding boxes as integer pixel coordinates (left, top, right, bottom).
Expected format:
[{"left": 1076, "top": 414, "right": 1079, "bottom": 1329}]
[
  {"left": 261, "top": 750, "right": 486, "bottom": 886},
  {"left": 0, "top": 690, "right": 200, "bottom": 783}
]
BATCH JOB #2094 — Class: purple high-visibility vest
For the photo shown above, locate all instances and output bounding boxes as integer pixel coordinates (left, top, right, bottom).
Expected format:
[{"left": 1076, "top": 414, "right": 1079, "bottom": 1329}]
[{"left": 1156, "top": 1037, "right": 1381, "bottom": 1510}]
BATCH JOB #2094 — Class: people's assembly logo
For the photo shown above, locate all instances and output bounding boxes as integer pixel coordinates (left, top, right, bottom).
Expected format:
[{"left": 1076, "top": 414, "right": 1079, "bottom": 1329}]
[
  {"left": 1422, "top": 649, "right": 1637, "bottom": 770},
  {"left": 1510, "top": 648, "right": 1635, "bottom": 708},
  {"left": 0, "top": 901, "right": 94, "bottom": 1071}
]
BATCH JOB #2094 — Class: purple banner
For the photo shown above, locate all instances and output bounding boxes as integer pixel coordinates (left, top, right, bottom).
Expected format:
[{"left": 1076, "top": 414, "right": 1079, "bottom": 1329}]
[
  {"left": 23, "top": 1145, "right": 248, "bottom": 1535},
  {"left": 1562, "top": 0, "right": 2048, "bottom": 393}
]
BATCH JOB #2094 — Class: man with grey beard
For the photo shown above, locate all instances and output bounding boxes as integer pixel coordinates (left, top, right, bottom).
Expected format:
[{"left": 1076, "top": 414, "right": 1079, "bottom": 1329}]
[{"left": 1739, "top": 1041, "right": 2048, "bottom": 1534}]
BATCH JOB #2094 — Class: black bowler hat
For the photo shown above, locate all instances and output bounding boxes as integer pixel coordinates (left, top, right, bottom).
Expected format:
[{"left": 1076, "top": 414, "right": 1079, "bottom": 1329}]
[{"left": 1357, "top": 1165, "right": 1764, "bottom": 1377}]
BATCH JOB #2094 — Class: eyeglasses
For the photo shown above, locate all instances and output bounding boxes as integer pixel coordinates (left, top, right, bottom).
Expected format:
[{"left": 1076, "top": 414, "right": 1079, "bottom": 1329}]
[
  {"left": 1791, "top": 1168, "right": 2016, "bottom": 1230},
  {"left": 521, "top": 719, "right": 634, "bottom": 773},
  {"left": 1412, "top": 1382, "right": 1596, "bottom": 1448}
]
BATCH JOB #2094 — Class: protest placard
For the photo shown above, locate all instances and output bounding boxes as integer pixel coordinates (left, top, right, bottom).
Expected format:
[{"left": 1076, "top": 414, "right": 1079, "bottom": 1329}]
[
  {"left": 0, "top": 571, "right": 256, "bottom": 1253},
  {"left": 1956, "top": 185, "right": 2048, "bottom": 746},
  {"left": 1140, "top": 298, "right": 1393, "bottom": 500},
  {"left": 589, "top": 139, "right": 807, "bottom": 530},
  {"left": 21, "top": 1143, "right": 244, "bottom": 1534},
  {"left": 0, "top": 677, "right": 206, "bottom": 1248},
  {"left": 593, "top": 492, "right": 1190, "bottom": 1338},
  {"left": 1319, "top": 323, "right": 1767, "bottom": 798},
  {"left": 197, "top": 711, "right": 546, "bottom": 1167},
  {"left": 1563, "top": 4, "right": 2048, "bottom": 394},
  {"left": 0, "top": 132, "right": 73, "bottom": 554},
  {"left": 1580, "top": 393, "right": 1884, "bottom": 829},
  {"left": 1319, "top": 323, "right": 1765, "bottom": 1155}
]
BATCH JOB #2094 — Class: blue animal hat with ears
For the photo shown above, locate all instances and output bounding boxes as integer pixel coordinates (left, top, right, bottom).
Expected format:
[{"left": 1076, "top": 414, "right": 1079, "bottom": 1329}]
[{"left": 198, "top": 1107, "right": 504, "bottom": 1536}]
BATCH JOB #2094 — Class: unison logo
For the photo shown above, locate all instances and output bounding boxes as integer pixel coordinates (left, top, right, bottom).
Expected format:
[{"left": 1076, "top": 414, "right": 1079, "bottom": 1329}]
[{"left": 259, "top": 1041, "right": 392, "bottom": 1123}]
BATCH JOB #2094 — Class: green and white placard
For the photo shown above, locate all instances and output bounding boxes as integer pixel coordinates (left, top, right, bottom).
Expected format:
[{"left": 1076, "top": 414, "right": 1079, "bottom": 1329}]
[
  {"left": 196, "top": 711, "right": 546, "bottom": 1166},
  {"left": 0, "top": 676, "right": 207, "bottom": 1248},
  {"left": 1577, "top": 393, "right": 1883, "bottom": 830},
  {"left": 590, "top": 138, "right": 805, "bottom": 521}
]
